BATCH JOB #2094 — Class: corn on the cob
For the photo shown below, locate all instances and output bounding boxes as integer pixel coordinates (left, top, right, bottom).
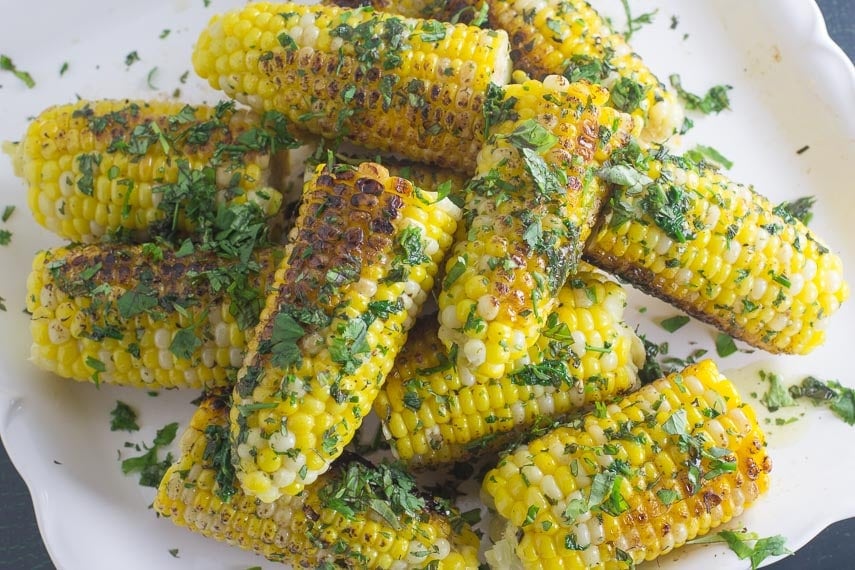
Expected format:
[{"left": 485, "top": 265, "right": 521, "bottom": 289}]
[
  {"left": 437, "top": 77, "right": 636, "bottom": 385},
  {"left": 377, "top": 264, "right": 645, "bottom": 467},
  {"left": 482, "top": 360, "right": 772, "bottom": 569},
  {"left": 338, "top": 0, "right": 683, "bottom": 145},
  {"left": 6, "top": 99, "right": 298, "bottom": 243},
  {"left": 192, "top": 2, "right": 512, "bottom": 173},
  {"left": 585, "top": 146, "right": 849, "bottom": 354},
  {"left": 155, "top": 393, "right": 481, "bottom": 569},
  {"left": 231, "top": 161, "right": 460, "bottom": 501},
  {"left": 26, "top": 244, "right": 280, "bottom": 389}
]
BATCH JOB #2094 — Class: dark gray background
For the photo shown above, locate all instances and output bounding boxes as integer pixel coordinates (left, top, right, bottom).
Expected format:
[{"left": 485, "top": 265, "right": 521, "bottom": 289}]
[{"left": 1, "top": 1, "right": 853, "bottom": 568}]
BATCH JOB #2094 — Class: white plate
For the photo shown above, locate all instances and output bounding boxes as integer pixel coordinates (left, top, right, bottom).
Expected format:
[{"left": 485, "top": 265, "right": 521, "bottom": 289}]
[{"left": 0, "top": 0, "right": 853, "bottom": 568}]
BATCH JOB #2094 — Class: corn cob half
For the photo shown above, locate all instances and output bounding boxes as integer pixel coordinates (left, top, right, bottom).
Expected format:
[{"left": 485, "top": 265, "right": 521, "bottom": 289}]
[
  {"left": 377, "top": 264, "right": 645, "bottom": 467},
  {"left": 482, "top": 360, "right": 772, "bottom": 569},
  {"left": 193, "top": 1, "right": 512, "bottom": 173},
  {"left": 155, "top": 393, "right": 481, "bottom": 569},
  {"left": 337, "top": 0, "right": 684, "bottom": 145},
  {"left": 231, "top": 162, "right": 460, "bottom": 501},
  {"left": 26, "top": 244, "right": 280, "bottom": 389},
  {"left": 586, "top": 145, "right": 849, "bottom": 354},
  {"left": 6, "top": 99, "right": 298, "bottom": 243},
  {"left": 437, "top": 76, "right": 637, "bottom": 385}
]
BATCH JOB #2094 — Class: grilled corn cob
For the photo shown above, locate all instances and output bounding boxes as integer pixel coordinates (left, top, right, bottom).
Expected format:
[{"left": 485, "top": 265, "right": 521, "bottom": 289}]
[
  {"left": 337, "top": 0, "right": 683, "bottom": 145},
  {"left": 586, "top": 146, "right": 849, "bottom": 354},
  {"left": 26, "top": 244, "right": 279, "bottom": 389},
  {"left": 7, "top": 99, "right": 298, "bottom": 243},
  {"left": 483, "top": 360, "right": 772, "bottom": 569},
  {"left": 437, "top": 76, "right": 636, "bottom": 385},
  {"left": 377, "top": 264, "right": 645, "bottom": 467},
  {"left": 231, "top": 161, "right": 460, "bottom": 501},
  {"left": 193, "top": 2, "right": 512, "bottom": 173},
  {"left": 155, "top": 393, "right": 481, "bottom": 569}
]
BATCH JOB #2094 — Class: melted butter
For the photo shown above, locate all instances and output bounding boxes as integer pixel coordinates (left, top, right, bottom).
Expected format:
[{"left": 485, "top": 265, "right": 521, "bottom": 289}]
[{"left": 723, "top": 360, "right": 812, "bottom": 449}]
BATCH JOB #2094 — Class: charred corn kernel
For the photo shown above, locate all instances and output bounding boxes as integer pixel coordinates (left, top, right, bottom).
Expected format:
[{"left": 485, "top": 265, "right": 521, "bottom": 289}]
[
  {"left": 193, "top": 2, "right": 512, "bottom": 173},
  {"left": 231, "top": 162, "right": 460, "bottom": 501},
  {"left": 585, "top": 146, "right": 849, "bottom": 354},
  {"left": 26, "top": 244, "right": 279, "bottom": 389},
  {"left": 6, "top": 99, "right": 298, "bottom": 243},
  {"left": 437, "top": 77, "right": 636, "bottom": 383},
  {"left": 378, "top": 0, "right": 684, "bottom": 145},
  {"left": 483, "top": 360, "right": 772, "bottom": 569},
  {"left": 154, "top": 394, "right": 481, "bottom": 569},
  {"left": 377, "top": 264, "right": 645, "bottom": 467}
]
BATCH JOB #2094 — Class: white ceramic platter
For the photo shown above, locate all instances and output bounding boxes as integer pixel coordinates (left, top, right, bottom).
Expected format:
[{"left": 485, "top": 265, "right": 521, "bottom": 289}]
[{"left": 0, "top": 0, "right": 853, "bottom": 568}]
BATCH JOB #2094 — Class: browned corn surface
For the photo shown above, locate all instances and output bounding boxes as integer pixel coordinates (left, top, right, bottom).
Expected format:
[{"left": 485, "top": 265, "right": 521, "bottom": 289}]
[
  {"left": 483, "top": 360, "right": 772, "bottom": 569},
  {"left": 26, "top": 244, "right": 280, "bottom": 389},
  {"left": 193, "top": 1, "right": 512, "bottom": 173},
  {"left": 377, "top": 265, "right": 644, "bottom": 467},
  {"left": 436, "top": 77, "right": 637, "bottom": 384},
  {"left": 7, "top": 99, "right": 295, "bottom": 243},
  {"left": 155, "top": 393, "right": 481, "bottom": 569},
  {"left": 585, "top": 150, "right": 848, "bottom": 354},
  {"left": 231, "top": 161, "right": 460, "bottom": 501}
]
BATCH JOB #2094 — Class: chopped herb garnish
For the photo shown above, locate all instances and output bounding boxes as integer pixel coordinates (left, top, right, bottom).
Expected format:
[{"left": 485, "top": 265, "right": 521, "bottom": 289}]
[
  {"left": 146, "top": 67, "right": 159, "bottom": 90},
  {"left": 110, "top": 401, "right": 140, "bottom": 432},
  {"left": 0, "top": 230, "right": 10, "bottom": 246},
  {"left": 168, "top": 549, "right": 179, "bottom": 558},
  {"left": 120, "top": 422, "right": 179, "bottom": 488},
  {"left": 715, "top": 333, "right": 738, "bottom": 357},
  {"left": 159, "top": 29, "right": 171, "bottom": 39},
  {"left": 85, "top": 355, "right": 106, "bottom": 386},
  {"left": 1, "top": 205, "right": 15, "bottom": 223},
  {"left": 685, "top": 144, "right": 733, "bottom": 169},
  {"left": 656, "top": 488, "right": 680, "bottom": 505},
  {"left": 669, "top": 74, "right": 732, "bottom": 114},
  {"left": 758, "top": 370, "right": 795, "bottom": 412},
  {"left": 660, "top": 315, "right": 690, "bottom": 333},
  {"left": 124, "top": 51, "right": 141, "bottom": 67},
  {"left": 269, "top": 312, "right": 306, "bottom": 369},
  {"left": 59, "top": 62, "right": 69, "bottom": 76},
  {"left": 773, "top": 196, "right": 815, "bottom": 226},
  {"left": 689, "top": 530, "right": 790, "bottom": 569},
  {"left": 609, "top": 77, "right": 646, "bottom": 113},
  {"left": 619, "top": 0, "right": 657, "bottom": 40},
  {"left": 0, "top": 54, "right": 35, "bottom": 88},
  {"left": 790, "top": 376, "right": 855, "bottom": 425}
]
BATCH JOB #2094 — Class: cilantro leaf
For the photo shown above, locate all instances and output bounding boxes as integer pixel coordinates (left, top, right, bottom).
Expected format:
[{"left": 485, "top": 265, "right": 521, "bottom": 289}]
[
  {"left": 790, "top": 376, "right": 855, "bottom": 425},
  {"left": 715, "top": 333, "right": 738, "bottom": 357},
  {"left": 773, "top": 196, "right": 815, "bottom": 226},
  {"left": 505, "top": 119, "right": 558, "bottom": 152},
  {"left": 685, "top": 144, "right": 733, "bottom": 169},
  {"left": 117, "top": 287, "right": 158, "bottom": 319}
]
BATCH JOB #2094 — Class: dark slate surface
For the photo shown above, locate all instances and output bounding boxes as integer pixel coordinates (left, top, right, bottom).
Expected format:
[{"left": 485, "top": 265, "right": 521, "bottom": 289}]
[{"left": 0, "top": 2, "right": 852, "bottom": 569}]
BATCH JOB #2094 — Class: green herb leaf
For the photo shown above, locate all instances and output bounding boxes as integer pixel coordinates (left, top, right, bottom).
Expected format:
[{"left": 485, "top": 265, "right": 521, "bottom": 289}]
[
  {"left": 1, "top": 205, "right": 15, "bottom": 222},
  {"left": 656, "top": 488, "right": 680, "bottom": 505},
  {"left": 609, "top": 77, "right": 646, "bottom": 113},
  {"left": 505, "top": 119, "right": 558, "bottom": 153},
  {"left": 662, "top": 409, "right": 688, "bottom": 436},
  {"left": 660, "top": 315, "right": 690, "bottom": 333},
  {"left": 685, "top": 144, "right": 733, "bottom": 169},
  {"left": 669, "top": 74, "right": 732, "bottom": 114},
  {"left": 790, "top": 376, "right": 855, "bottom": 425},
  {"left": 117, "top": 287, "right": 158, "bottom": 319},
  {"left": 619, "top": 0, "right": 657, "bottom": 40},
  {"left": 773, "top": 196, "right": 815, "bottom": 226},
  {"left": 715, "top": 333, "right": 738, "bottom": 357},
  {"left": 760, "top": 371, "right": 796, "bottom": 412},
  {"left": 110, "top": 401, "right": 139, "bottom": 432},
  {"left": 0, "top": 54, "right": 35, "bottom": 88},
  {"left": 269, "top": 312, "right": 306, "bottom": 369}
]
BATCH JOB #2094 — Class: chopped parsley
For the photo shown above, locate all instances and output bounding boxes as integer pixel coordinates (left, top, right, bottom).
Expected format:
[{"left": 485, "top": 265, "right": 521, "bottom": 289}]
[
  {"left": 660, "top": 315, "right": 690, "bottom": 333},
  {"left": 203, "top": 423, "right": 237, "bottom": 501},
  {"left": 268, "top": 312, "right": 305, "bottom": 369},
  {"left": 1, "top": 205, "right": 14, "bottom": 223},
  {"left": 669, "top": 74, "right": 732, "bottom": 114},
  {"left": 124, "top": 51, "right": 141, "bottom": 67},
  {"left": 758, "top": 371, "right": 795, "bottom": 412},
  {"left": 120, "top": 422, "right": 179, "bottom": 488},
  {"left": 319, "top": 461, "right": 426, "bottom": 531},
  {"left": 609, "top": 77, "right": 646, "bottom": 113},
  {"left": 790, "top": 376, "right": 855, "bottom": 425},
  {"left": 619, "top": 0, "right": 657, "bottom": 40},
  {"left": 0, "top": 230, "right": 10, "bottom": 246},
  {"left": 715, "top": 333, "right": 738, "bottom": 357},
  {"left": 59, "top": 62, "right": 69, "bottom": 76},
  {"left": 110, "top": 401, "right": 140, "bottom": 432},
  {"left": 0, "top": 54, "right": 35, "bottom": 88},
  {"left": 685, "top": 144, "right": 733, "bottom": 169},
  {"left": 689, "top": 530, "right": 790, "bottom": 569},
  {"left": 773, "top": 196, "right": 815, "bottom": 226}
]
